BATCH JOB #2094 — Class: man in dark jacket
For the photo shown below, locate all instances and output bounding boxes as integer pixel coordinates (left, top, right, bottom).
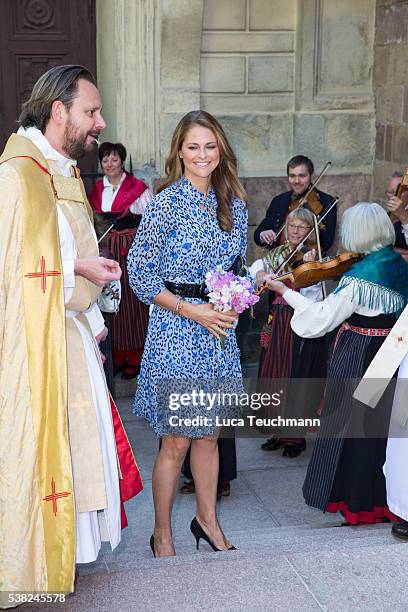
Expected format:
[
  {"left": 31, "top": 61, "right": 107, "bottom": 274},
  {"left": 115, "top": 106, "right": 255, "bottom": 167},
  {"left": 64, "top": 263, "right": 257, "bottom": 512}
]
[
  {"left": 255, "top": 155, "right": 336, "bottom": 456},
  {"left": 254, "top": 155, "right": 336, "bottom": 253}
]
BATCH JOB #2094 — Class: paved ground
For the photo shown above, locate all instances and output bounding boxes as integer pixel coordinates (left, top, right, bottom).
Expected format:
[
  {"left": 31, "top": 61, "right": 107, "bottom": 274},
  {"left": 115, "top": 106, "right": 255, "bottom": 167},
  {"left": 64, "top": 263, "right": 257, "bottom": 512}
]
[{"left": 22, "top": 396, "right": 408, "bottom": 612}]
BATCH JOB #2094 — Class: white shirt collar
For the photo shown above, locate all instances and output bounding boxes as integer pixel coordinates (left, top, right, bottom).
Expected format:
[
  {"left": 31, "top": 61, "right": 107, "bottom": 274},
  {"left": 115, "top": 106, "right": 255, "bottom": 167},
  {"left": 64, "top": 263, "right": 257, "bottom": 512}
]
[
  {"left": 17, "top": 126, "right": 77, "bottom": 177},
  {"left": 103, "top": 172, "right": 126, "bottom": 189}
]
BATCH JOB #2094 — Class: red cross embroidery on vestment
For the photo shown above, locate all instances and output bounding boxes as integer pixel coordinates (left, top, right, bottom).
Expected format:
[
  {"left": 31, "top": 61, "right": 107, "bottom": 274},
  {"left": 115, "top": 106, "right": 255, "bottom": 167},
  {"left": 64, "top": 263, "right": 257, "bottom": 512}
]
[
  {"left": 42, "top": 478, "right": 71, "bottom": 516},
  {"left": 25, "top": 256, "right": 61, "bottom": 293}
]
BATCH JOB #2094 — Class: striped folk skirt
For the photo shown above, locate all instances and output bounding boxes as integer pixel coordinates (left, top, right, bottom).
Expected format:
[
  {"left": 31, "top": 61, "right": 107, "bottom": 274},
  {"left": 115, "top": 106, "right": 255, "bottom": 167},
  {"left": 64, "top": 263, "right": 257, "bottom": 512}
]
[
  {"left": 303, "top": 313, "right": 399, "bottom": 524},
  {"left": 107, "top": 228, "right": 149, "bottom": 367},
  {"left": 257, "top": 304, "right": 327, "bottom": 437},
  {"left": 258, "top": 304, "right": 295, "bottom": 379}
]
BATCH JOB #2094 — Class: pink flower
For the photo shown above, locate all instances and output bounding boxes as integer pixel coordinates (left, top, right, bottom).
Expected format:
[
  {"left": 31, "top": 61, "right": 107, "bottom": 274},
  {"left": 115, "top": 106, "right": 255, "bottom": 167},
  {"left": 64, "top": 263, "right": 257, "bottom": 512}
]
[{"left": 205, "top": 267, "right": 260, "bottom": 348}]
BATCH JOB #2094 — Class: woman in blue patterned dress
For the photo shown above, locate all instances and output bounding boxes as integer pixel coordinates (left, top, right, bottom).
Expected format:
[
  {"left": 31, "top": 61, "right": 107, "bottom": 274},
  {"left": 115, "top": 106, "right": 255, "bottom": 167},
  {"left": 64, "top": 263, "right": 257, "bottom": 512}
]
[{"left": 127, "top": 111, "right": 247, "bottom": 557}]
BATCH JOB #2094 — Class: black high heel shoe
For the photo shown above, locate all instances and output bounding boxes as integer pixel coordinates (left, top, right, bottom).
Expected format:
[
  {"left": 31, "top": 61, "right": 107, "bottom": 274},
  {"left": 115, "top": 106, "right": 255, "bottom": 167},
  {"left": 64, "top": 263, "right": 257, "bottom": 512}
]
[
  {"left": 190, "top": 517, "right": 237, "bottom": 551},
  {"left": 150, "top": 534, "right": 156, "bottom": 558}
]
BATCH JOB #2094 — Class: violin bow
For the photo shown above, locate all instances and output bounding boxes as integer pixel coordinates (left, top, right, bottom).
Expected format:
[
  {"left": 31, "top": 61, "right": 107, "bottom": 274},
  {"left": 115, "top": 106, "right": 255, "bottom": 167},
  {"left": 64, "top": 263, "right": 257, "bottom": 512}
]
[
  {"left": 97, "top": 208, "right": 130, "bottom": 244},
  {"left": 273, "top": 161, "right": 332, "bottom": 244},
  {"left": 274, "top": 197, "right": 338, "bottom": 275},
  {"left": 312, "top": 212, "right": 327, "bottom": 298}
]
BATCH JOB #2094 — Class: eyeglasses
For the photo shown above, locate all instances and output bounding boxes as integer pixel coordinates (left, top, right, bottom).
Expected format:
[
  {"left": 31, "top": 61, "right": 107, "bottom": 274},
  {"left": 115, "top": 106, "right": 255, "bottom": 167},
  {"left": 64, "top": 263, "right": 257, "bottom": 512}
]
[{"left": 287, "top": 224, "right": 311, "bottom": 231}]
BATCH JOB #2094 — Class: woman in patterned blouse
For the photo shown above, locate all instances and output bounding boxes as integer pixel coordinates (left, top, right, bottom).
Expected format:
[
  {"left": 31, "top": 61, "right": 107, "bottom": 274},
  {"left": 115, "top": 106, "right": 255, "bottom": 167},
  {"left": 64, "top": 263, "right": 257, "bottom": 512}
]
[{"left": 128, "top": 111, "right": 247, "bottom": 557}]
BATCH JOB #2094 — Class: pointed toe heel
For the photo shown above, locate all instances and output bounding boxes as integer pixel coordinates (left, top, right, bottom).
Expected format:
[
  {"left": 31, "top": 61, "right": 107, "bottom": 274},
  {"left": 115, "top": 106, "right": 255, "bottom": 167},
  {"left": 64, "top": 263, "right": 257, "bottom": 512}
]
[
  {"left": 190, "top": 517, "right": 236, "bottom": 552},
  {"left": 150, "top": 534, "right": 156, "bottom": 557},
  {"left": 190, "top": 517, "right": 202, "bottom": 549}
]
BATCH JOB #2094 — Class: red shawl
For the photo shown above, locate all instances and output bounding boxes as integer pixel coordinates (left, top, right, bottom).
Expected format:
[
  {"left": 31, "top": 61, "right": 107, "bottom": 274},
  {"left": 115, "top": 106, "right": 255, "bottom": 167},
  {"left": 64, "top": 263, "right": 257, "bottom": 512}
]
[{"left": 89, "top": 173, "right": 148, "bottom": 214}]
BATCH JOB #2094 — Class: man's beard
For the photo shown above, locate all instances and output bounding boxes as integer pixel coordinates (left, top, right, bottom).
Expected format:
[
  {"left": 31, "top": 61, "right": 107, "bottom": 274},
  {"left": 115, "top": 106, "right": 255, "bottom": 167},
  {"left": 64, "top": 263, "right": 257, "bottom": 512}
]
[{"left": 62, "top": 118, "right": 97, "bottom": 160}]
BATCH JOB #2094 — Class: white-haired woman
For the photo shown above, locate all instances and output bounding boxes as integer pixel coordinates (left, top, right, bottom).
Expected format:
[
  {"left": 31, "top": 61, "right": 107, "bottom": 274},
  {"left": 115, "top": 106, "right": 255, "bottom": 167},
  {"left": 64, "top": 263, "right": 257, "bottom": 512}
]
[{"left": 266, "top": 202, "right": 408, "bottom": 525}]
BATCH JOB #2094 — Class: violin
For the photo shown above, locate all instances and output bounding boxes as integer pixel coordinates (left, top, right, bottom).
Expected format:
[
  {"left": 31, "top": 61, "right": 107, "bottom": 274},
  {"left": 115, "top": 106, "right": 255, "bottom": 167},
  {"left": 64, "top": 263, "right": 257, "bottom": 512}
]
[
  {"left": 273, "top": 161, "right": 332, "bottom": 243},
  {"left": 258, "top": 252, "right": 363, "bottom": 292},
  {"left": 288, "top": 188, "right": 323, "bottom": 217},
  {"left": 263, "top": 240, "right": 310, "bottom": 275},
  {"left": 273, "top": 197, "right": 337, "bottom": 276},
  {"left": 390, "top": 171, "right": 408, "bottom": 262},
  {"left": 256, "top": 196, "right": 360, "bottom": 294},
  {"left": 387, "top": 167, "right": 408, "bottom": 225},
  {"left": 396, "top": 167, "right": 408, "bottom": 201}
]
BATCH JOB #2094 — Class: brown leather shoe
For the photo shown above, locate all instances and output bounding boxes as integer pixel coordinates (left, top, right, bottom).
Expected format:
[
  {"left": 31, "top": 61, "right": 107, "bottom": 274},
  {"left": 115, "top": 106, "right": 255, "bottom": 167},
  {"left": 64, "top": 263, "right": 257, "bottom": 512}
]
[
  {"left": 180, "top": 479, "right": 195, "bottom": 494},
  {"left": 217, "top": 481, "right": 230, "bottom": 499}
]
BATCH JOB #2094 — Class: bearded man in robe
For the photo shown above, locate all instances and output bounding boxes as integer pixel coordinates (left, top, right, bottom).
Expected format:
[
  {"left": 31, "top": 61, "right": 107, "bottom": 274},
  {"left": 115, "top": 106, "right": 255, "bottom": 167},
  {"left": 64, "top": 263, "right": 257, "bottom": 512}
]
[{"left": 0, "top": 65, "right": 142, "bottom": 606}]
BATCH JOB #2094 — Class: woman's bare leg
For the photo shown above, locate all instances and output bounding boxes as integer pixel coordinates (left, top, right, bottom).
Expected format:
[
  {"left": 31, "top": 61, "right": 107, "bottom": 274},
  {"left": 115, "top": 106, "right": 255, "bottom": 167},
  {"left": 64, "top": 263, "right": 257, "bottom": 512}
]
[
  {"left": 190, "top": 437, "right": 231, "bottom": 550},
  {"left": 152, "top": 435, "right": 190, "bottom": 557}
]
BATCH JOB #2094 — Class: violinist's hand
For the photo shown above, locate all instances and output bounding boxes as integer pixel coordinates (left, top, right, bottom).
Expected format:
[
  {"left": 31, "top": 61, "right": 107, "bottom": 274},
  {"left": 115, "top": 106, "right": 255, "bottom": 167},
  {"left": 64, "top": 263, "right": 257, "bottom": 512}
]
[
  {"left": 260, "top": 229, "right": 277, "bottom": 246},
  {"left": 303, "top": 248, "right": 317, "bottom": 263},
  {"left": 264, "top": 274, "right": 287, "bottom": 295},
  {"left": 385, "top": 195, "right": 403, "bottom": 214},
  {"left": 385, "top": 196, "right": 408, "bottom": 224}
]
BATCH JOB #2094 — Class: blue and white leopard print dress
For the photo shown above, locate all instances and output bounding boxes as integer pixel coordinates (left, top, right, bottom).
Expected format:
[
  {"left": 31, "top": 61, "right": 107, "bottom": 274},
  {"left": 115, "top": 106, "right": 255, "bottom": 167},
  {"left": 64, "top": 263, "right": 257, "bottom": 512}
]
[{"left": 127, "top": 177, "right": 248, "bottom": 437}]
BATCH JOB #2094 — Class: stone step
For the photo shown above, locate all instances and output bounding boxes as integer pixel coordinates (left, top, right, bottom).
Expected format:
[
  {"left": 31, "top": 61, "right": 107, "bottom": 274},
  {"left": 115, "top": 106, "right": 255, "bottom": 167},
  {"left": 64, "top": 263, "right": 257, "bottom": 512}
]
[
  {"left": 79, "top": 521, "right": 397, "bottom": 577},
  {"left": 224, "top": 521, "right": 396, "bottom": 555}
]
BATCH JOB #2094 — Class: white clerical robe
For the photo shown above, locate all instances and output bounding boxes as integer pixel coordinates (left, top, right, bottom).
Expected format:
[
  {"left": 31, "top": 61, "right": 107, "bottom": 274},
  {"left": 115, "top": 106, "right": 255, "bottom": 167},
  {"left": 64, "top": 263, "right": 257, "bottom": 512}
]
[
  {"left": 17, "top": 127, "right": 122, "bottom": 563},
  {"left": 383, "top": 354, "right": 408, "bottom": 521}
]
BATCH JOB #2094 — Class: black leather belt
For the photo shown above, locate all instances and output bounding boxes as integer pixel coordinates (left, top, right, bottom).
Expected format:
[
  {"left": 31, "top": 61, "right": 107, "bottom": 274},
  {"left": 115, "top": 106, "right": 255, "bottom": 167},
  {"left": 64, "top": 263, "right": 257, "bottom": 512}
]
[
  {"left": 164, "top": 258, "right": 245, "bottom": 303},
  {"left": 164, "top": 281, "right": 209, "bottom": 302}
]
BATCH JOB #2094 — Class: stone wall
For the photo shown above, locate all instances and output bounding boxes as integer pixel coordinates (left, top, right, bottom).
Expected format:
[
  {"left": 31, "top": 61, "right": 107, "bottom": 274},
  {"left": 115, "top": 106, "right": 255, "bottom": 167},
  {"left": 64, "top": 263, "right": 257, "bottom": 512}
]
[
  {"left": 198, "top": 0, "right": 375, "bottom": 263},
  {"left": 201, "top": 0, "right": 376, "bottom": 179},
  {"left": 97, "top": 1, "right": 376, "bottom": 185},
  {"left": 96, "top": 0, "right": 158, "bottom": 184},
  {"left": 96, "top": 0, "right": 376, "bottom": 256},
  {"left": 373, "top": 0, "right": 408, "bottom": 201}
]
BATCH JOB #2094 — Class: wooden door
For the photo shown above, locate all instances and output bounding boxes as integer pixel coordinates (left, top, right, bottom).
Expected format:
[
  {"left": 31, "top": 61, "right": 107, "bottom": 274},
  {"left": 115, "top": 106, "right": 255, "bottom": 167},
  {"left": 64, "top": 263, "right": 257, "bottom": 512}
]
[{"left": 0, "top": 0, "right": 97, "bottom": 185}]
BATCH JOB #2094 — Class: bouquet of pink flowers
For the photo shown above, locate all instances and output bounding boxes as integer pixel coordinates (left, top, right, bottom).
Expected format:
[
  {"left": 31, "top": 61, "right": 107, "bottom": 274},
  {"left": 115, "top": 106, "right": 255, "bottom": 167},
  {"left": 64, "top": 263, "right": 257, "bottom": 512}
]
[{"left": 205, "top": 267, "right": 260, "bottom": 349}]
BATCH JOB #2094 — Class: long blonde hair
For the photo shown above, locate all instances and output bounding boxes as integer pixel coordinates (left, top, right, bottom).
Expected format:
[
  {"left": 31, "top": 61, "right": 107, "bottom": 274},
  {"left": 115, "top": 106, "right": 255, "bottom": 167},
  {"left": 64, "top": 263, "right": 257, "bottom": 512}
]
[{"left": 158, "top": 110, "right": 246, "bottom": 231}]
